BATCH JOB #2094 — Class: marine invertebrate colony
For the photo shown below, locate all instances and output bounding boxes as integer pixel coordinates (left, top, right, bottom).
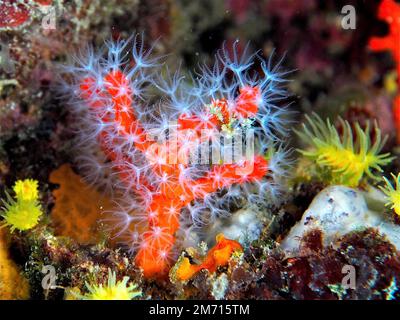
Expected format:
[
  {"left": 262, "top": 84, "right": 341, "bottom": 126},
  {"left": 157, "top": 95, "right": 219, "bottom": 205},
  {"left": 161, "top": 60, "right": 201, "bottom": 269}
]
[
  {"left": 368, "top": 0, "right": 400, "bottom": 142},
  {"left": 61, "top": 35, "right": 290, "bottom": 278},
  {"left": 170, "top": 234, "right": 243, "bottom": 283},
  {"left": 369, "top": 0, "right": 400, "bottom": 76},
  {"left": 0, "top": 179, "right": 43, "bottom": 232},
  {"left": 296, "top": 113, "right": 392, "bottom": 187},
  {"left": 49, "top": 164, "right": 114, "bottom": 244},
  {"left": 380, "top": 173, "right": 400, "bottom": 217},
  {"left": 78, "top": 269, "right": 141, "bottom": 300}
]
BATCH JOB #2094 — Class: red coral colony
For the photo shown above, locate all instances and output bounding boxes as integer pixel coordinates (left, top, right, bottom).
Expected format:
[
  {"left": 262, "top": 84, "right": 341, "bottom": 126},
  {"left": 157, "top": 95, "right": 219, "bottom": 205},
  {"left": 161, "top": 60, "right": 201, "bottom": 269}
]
[{"left": 63, "top": 36, "right": 290, "bottom": 278}]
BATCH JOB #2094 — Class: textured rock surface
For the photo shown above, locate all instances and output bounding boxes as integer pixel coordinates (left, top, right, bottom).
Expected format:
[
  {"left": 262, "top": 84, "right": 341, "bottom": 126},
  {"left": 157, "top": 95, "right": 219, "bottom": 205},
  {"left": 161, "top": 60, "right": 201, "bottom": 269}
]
[
  {"left": 281, "top": 185, "right": 400, "bottom": 252},
  {"left": 206, "top": 208, "right": 264, "bottom": 247}
]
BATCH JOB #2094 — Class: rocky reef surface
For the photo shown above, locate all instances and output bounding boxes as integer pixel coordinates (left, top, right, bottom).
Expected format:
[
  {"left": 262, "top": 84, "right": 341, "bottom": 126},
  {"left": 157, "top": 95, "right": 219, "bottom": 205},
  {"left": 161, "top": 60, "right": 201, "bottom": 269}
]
[{"left": 1, "top": 0, "right": 400, "bottom": 300}]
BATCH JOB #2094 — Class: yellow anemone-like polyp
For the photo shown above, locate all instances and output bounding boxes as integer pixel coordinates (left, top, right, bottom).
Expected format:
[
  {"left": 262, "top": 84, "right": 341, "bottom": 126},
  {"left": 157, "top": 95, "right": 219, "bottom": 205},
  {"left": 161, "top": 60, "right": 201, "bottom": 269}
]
[
  {"left": 380, "top": 173, "right": 400, "bottom": 216},
  {"left": 296, "top": 113, "right": 393, "bottom": 187},
  {"left": 78, "top": 270, "right": 141, "bottom": 300},
  {"left": 1, "top": 179, "right": 43, "bottom": 233}
]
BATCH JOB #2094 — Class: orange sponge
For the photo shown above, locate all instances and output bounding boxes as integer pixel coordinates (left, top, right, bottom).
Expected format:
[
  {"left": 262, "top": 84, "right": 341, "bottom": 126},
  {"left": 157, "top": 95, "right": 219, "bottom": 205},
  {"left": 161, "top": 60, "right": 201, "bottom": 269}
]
[
  {"left": 49, "top": 164, "right": 115, "bottom": 244},
  {"left": 170, "top": 234, "right": 243, "bottom": 283}
]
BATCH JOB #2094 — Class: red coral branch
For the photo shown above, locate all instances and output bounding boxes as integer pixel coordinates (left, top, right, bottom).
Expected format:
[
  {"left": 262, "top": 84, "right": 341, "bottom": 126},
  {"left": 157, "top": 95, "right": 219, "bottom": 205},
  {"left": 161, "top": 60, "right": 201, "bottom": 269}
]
[
  {"left": 369, "top": 0, "right": 400, "bottom": 142},
  {"left": 79, "top": 69, "right": 269, "bottom": 277}
]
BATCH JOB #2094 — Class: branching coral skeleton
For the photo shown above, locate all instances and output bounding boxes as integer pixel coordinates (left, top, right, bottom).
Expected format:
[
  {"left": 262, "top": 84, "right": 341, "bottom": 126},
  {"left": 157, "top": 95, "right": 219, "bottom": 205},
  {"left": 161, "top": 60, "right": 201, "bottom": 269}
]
[{"left": 61, "top": 35, "right": 291, "bottom": 277}]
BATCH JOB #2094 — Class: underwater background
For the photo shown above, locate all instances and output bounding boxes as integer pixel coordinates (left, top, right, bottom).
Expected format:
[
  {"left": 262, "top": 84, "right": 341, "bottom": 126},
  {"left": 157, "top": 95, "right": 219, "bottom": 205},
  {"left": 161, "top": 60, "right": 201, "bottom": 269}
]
[{"left": 1, "top": 0, "right": 400, "bottom": 300}]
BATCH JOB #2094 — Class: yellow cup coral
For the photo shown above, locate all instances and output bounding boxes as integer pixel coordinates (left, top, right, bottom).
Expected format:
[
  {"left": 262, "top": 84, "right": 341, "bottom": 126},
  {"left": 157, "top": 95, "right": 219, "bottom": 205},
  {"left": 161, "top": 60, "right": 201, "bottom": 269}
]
[
  {"left": 13, "top": 179, "right": 39, "bottom": 202},
  {"left": 1, "top": 179, "right": 43, "bottom": 232},
  {"left": 296, "top": 113, "right": 393, "bottom": 187},
  {"left": 380, "top": 173, "right": 400, "bottom": 216},
  {"left": 78, "top": 269, "right": 141, "bottom": 300}
]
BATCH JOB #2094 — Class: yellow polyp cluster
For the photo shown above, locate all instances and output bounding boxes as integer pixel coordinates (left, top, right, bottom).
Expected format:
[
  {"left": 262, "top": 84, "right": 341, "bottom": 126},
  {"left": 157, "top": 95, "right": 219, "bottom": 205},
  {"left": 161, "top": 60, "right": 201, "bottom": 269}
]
[
  {"left": 13, "top": 179, "right": 39, "bottom": 201},
  {"left": 380, "top": 173, "right": 400, "bottom": 216},
  {"left": 296, "top": 113, "right": 393, "bottom": 187},
  {"left": 78, "top": 269, "right": 142, "bottom": 300},
  {"left": 0, "top": 179, "right": 43, "bottom": 232}
]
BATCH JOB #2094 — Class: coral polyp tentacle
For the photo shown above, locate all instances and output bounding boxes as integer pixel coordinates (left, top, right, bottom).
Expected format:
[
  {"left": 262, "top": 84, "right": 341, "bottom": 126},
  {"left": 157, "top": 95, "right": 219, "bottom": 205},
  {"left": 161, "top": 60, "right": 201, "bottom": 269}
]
[
  {"left": 62, "top": 35, "right": 290, "bottom": 277},
  {"left": 296, "top": 113, "right": 393, "bottom": 187}
]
